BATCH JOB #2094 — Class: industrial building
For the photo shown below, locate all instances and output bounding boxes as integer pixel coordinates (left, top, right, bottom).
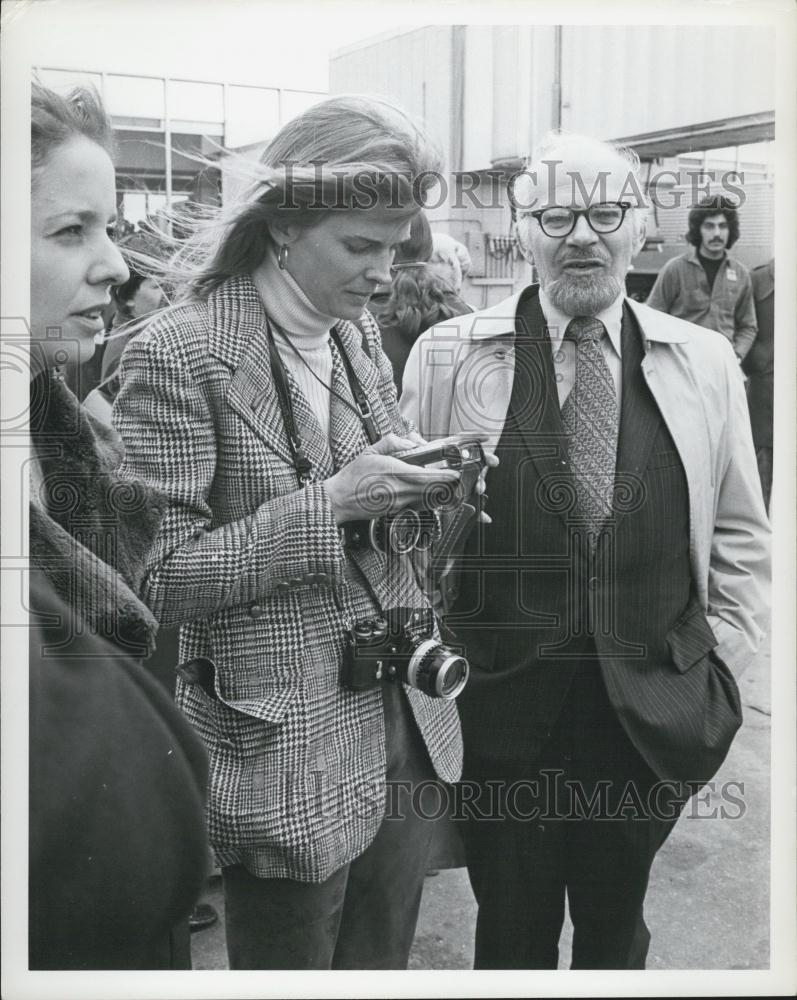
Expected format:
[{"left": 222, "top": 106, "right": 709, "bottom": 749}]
[
  {"left": 34, "top": 66, "right": 325, "bottom": 232},
  {"left": 330, "top": 25, "right": 775, "bottom": 306},
  {"left": 37, "top": 25, "right": 775, "bottom": 307}
]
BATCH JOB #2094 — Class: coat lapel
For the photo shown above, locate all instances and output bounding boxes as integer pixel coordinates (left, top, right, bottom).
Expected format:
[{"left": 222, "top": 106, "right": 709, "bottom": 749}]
[
  {"left": 329, "top": 339, "right": 369, "bottom": 472},
  {"left": 212, "top": 275, "right": 298, "bottom": 467},
  {"left": 510, "top": 291, "right": 571, "bottom": 528},
  {"left": 213, "top": 278, "right": 379, "bottom": 479},
  {"left": 285, "top": 367, "right": 335, "bottom": 479},
  {"left": 333, "top": 318, "right": 389, "bottom": 431},
  {"left": 613, "top": 304, "right": 663, "bottom": 528}
]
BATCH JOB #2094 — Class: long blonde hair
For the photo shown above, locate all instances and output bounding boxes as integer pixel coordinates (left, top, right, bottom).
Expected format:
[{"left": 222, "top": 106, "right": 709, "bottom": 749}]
[{"left": 164, "top": 95, "right": 444, "bottom": 301}]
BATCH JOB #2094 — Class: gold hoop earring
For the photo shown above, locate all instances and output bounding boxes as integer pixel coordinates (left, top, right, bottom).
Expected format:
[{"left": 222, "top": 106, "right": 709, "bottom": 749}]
[{"left": 278, "top": 245, "right": 289, "bottom": 270}]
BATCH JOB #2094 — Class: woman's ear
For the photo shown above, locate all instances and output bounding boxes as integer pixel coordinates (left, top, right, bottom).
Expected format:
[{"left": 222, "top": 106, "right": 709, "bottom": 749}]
[{"left": 266, "top": 219, "right": 302, "bottom": 248}]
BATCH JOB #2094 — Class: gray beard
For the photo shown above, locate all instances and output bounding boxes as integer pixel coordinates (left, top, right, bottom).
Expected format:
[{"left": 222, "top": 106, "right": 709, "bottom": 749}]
[{"left": 544, "top": 273, "right": 623, "bottom": 316}]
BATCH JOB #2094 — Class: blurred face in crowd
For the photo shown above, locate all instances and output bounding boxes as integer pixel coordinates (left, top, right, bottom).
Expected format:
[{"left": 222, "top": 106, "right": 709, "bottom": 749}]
[
  {"left": 429, "top": 252, "right": 463, "bottom": 295},
  {"left": 515, "top": 138, "right": 646, "bottom": 316},
  {"left": 127, "top": 276, "right": 166, "bottom": 318},
  {"left": 698, "top": 213, "right": 730, "bottom": 260},
  {"left": 31, "top": 136, "right": 128, "bottom": 372},
  {"left": 270, "top": 207, "right": 414, "bottom": 321}
]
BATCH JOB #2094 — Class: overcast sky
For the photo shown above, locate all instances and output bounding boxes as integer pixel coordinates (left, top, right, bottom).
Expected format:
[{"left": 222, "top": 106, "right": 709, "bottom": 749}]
[
  {"left": 4, "top": 0, "right": 790, "bottom": 97},
  {"left": 3, "top": 0, "right": 412, "bottom": 91}
]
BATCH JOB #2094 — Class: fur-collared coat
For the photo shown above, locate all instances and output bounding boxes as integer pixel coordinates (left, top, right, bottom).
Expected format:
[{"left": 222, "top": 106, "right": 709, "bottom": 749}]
[
  {"left": 29, "top": 372, "right": 167, "bottom": 658},
  {"left": 28, "top": 372, "right": 209, "bottom": 969}
]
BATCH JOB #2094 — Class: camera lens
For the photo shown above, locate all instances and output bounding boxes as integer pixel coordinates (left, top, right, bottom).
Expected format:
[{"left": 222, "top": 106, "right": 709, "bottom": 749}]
[
  {"left": 405, "top": 640, "right": 469, "bottom": 700},
  {"left": 387, "top": 508, "right": 422, "bottom": 554},
  {"left": 368, "top": 518, "right": 386, "bottom": 552},
  {"left": 414, "top": 510, "right": 440, "bottom": 551},
  {"left": 371, "top": 618, "right": 389, "bottom": 640}
]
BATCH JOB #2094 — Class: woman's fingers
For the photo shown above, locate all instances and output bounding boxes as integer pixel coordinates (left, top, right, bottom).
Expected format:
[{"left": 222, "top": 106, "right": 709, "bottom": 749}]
[
  {"left": 324, "top": 451, "right": 458, "bottom": 524},
  {"left": 364, "top": 433, "right": 418, "bottom": 456}
]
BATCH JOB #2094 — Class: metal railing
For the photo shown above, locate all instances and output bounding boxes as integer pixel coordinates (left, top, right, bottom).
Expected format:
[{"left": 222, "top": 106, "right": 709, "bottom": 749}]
[{"left": 484, "top": 234, "right": 522, "bottom": 280}]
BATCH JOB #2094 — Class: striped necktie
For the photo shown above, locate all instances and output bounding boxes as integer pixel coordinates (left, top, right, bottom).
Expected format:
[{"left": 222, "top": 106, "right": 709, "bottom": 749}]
[{"left": 560, "top": 316, "right": 618, "bottom": 537}]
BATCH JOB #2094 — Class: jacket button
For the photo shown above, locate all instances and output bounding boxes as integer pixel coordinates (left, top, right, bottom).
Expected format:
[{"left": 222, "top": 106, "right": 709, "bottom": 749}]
[
  {"left": 217, "top": 738, "right": 235, "bottom": 751},
  {"left": 588, "top": 576, "right": 599, "bottom": 591},
  {"left": 315, "top": 572, "right": 330, "bottom": 585},
  {"left": 289, "top": 577, "right": 304, "bottom": 588},
  {"left": 249, "top": 603, "right": 265, "bottom": 618},
  {"left": 275, "top": 581, "right": 290, "bottom": 594}
]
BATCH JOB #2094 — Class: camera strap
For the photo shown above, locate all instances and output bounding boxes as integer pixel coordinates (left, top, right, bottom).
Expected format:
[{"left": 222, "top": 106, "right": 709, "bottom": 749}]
[
  {"left": 265, "top": 317, "right": 382, "bottom": 488},
  {"left": 328, "top": 327, "right": 380, "bottom": 445},
  {"left": 264, "top": 315, "right": 436, "bottom": 622},
  {"left": 265, "top": 318, "right": 315, "bottom": 487}
]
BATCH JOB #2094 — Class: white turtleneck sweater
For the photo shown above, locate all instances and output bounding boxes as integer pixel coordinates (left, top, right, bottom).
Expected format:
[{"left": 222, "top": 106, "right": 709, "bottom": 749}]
[{"left": 251, "top": 249, "right": 336, "bottom": 438}]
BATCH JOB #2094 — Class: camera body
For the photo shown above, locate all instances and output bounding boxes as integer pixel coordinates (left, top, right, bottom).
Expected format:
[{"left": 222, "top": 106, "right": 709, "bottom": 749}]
[
  {"left": 342, "top": 435, "right": 487, "bottom": 555},
  {"left": 341, "top": 606, "right": 469, "bottom": 700}
]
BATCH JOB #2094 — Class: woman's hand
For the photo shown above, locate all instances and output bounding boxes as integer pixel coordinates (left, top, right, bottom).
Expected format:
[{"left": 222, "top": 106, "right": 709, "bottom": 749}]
[{"left": 323, "top": 434, "right": 461, "bottom": 525}]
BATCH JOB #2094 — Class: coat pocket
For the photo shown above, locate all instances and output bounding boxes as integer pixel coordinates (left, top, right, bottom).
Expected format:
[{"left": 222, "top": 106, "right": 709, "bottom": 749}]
[
  {"left": 217, "top": 689, "right": 297, "bottom": 727},
  {"left": 666, "top": 606, "right": 718, "bottom": 673},
  {"left": 178, "top": 656, "right": 297, "bottom": 734}
]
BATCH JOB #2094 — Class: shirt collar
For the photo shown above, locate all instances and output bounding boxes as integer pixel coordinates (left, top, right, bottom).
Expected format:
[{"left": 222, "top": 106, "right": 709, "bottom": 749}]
[
  {"left": 539, "top": 288, "right": 624, "bottom": 359},
  {"left": 687, "top": 245, "right": 728, "bottom": 266}
]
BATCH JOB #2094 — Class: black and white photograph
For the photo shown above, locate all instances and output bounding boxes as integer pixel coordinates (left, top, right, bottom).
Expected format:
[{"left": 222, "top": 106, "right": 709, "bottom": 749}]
[{"left": 1, "top": 1, "right": 795, "bottom": 997}]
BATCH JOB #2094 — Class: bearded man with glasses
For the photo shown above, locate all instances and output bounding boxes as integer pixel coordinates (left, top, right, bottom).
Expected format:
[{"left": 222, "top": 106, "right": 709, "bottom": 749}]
[{"left": 400, "top": 133, "right": 770, "bottom": 969}]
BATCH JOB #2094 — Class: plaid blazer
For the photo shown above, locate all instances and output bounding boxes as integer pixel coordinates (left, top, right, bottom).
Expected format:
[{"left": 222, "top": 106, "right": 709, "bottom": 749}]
[{"left": 114, "top": 274, "right": 462, "bottom": 882}]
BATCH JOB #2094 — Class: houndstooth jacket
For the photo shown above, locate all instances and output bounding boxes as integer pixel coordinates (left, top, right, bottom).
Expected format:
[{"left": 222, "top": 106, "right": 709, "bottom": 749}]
[{"left": 113, "top": 273, "right": 462, "bottom": 882}]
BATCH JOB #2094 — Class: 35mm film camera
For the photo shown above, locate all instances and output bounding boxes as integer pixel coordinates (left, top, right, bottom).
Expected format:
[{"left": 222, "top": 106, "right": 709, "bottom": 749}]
[
  {"left": 340, "top": 435, "right": 488, "bottom": 700},
  {"left": 340, "top": 606, "right": 469, "bottom": 701},
  {"left": 342, "top": 434, "right": 487, "bottom": 556}
]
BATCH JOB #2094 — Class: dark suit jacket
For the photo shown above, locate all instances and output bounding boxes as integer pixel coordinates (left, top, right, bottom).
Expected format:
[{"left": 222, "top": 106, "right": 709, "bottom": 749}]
[
  {"left": 402, "top": 287, "right": 770, "bottom": 788},
  {"left": 743, "top": 260, "right": 774, "bottom": 451}
]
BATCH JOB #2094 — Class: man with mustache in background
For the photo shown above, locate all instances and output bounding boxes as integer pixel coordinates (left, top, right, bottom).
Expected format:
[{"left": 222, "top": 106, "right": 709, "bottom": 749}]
[
  {"left": 400, "top": 134, "right": 769, "bottom": 969},
  {"left": 646, "top": 194, "right": 758, "bottom": 364}
]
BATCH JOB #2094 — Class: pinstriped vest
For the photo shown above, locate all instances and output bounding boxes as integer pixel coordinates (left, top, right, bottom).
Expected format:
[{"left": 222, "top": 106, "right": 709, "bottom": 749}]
[{"left": 452, "top": 288, "right": 692, "bottom": 775}]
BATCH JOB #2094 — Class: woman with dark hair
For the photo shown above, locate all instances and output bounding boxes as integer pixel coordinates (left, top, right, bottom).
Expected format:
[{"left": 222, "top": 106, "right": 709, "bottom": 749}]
[
  {"left": 113, "top": 95, "right": 468, "bottom": 969},
  {"left": 28, "top": 81, "right": 208, "bottom": 970},
  {"left": 369, "top": 212, "right": 472, "bottom": 393}
]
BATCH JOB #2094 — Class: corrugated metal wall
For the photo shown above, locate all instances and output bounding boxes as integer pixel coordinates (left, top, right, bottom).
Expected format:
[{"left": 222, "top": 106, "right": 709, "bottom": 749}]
[
  {"left": 650, "top": 179, "right": 774, "bottom": 267},
  {"left": 331, "top": 25, "right": 776, "bottom": 171},
  {"left": 462, "top": 24, "right": 776, "bottom": 166},
  {"left": 561, "top": 25, "right": 776, "bottom": 142},
  {"left": 328, "top": 25, "right": 776, "bottom": 299},
  {"left": 329, "top": 27, "right": 454, "bottom": 170}
]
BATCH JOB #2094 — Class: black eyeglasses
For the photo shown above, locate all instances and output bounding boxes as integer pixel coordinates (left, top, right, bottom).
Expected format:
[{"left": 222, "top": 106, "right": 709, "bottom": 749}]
[
  {"left": 527, "top": 202, "right": 633, "bottom": 237},
  {"left": 389, "top": 262, "right": 427, "bottom": 274}
]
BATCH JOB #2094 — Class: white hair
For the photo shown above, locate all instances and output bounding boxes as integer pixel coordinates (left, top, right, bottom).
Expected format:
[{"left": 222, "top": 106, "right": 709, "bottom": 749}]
[
  {"left": 512, "top": 130, "right": 647, "bottom": 259},
  {"left": 529, "top": 129, "right": 641, "bottom": 183}
]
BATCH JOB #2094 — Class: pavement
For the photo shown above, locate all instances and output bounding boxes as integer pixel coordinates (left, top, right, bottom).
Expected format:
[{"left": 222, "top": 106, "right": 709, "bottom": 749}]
[{"left": 191, "top": 636, "right": 771, "bottom": 971}]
